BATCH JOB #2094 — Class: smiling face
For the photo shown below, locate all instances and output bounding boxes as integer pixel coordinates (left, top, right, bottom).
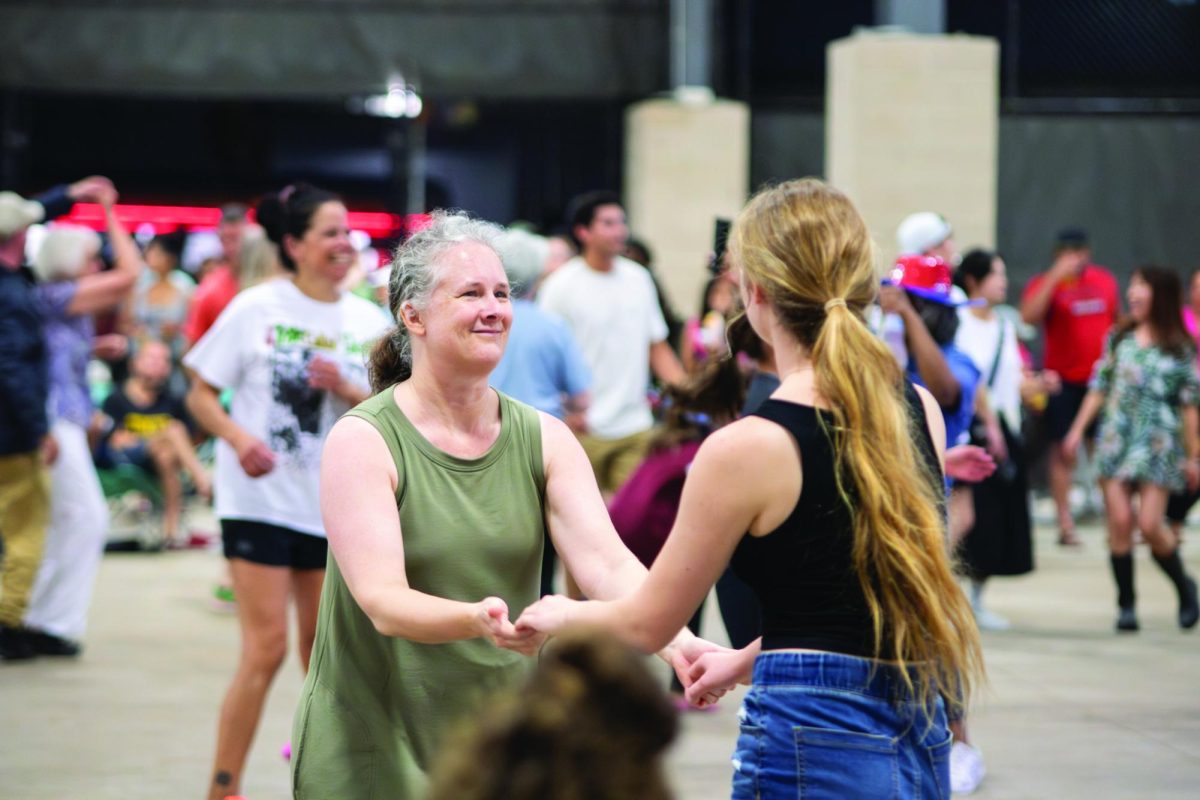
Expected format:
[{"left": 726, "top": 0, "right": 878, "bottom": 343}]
[
  {"left": 412, "top": 241, "right": 512, "bottom": 375},
  {"left": 287, "top": 201, "right": 355, "bottom": 284}
]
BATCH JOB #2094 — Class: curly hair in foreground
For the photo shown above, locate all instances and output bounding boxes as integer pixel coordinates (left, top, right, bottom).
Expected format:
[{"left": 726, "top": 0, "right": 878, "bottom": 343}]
[{"left": 427, "top": 628, "right": 679, "bottom": 800}]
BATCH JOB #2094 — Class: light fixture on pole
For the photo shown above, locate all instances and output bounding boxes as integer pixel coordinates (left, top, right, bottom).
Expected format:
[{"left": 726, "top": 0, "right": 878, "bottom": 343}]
[{"left": 359, "top": 74, "right": 423, "bottom": 119}]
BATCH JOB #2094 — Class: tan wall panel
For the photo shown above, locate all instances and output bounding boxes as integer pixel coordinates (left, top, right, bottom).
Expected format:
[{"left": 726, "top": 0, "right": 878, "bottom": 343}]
[
  {"left": 625, "top": 98, "right": 750, "bottom": 331},
  {"left": 827, "top": 32, "right": 999, "bottom": 267}
]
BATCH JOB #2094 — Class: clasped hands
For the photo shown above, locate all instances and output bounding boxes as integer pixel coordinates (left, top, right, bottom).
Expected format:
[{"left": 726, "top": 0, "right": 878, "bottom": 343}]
[{"left": 476, "top": 594, "right": 748, "bottom": 708}]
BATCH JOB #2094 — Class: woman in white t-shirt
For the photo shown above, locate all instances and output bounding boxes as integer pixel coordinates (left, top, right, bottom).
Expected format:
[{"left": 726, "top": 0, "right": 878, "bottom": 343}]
[
  {"left": 184, "top": 184, "right": 390, "bottom": 800},
  {"left": 954, "top": 249, "right": 1036, "bottom": 631}
]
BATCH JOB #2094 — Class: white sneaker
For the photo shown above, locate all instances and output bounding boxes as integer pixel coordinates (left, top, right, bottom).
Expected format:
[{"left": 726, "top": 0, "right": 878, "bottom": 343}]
[
  {"left": 973, "top": 606, "right": 1011, "bottom": 631},
  {"left": 950, "top": 741, "right": 985, "bottom": 794}
]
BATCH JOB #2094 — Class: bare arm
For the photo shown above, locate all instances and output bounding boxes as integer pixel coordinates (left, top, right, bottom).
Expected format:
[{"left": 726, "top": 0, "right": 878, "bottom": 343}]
[
  {"left": 878, "top": 286, "right": 959, "bottom": 408},
  {"left": 895, "top": 303, "right": 960, "bottom": 409},
  {"left": 186, "top": 376, "right": 276, "bottom": 478},
  {"left": 1184, "top": 406, "right": 1200, "bottom": 492},
  {"left": 538, "top": 413, "right": 650, "bottom": 602},
  {"left": 525, "top": 415, "right": 778, "bottom": 653},
  {"left": 650, "top": 340, "right": 686, "bottom": 387},
  {"left": 1020, "top": 255, "right": 1080, "bottom": 326},
  {"left": 320, "top": 416, "right": 524, "bottom": 645},
  {"left": 914, "top": 383, "right": 949, "bottom": 473},
  {"left": 562, "top": 390, "right": 589, "bottom": 434},
  {"left": 66, "top": 200, "right": 144, "bottom": 316},
  {"left": 974, "top": 382, "right": 1007, "bottom": 462},
  {"left": 1062, "top": 390, "right": 1106, "bottom": 462}
]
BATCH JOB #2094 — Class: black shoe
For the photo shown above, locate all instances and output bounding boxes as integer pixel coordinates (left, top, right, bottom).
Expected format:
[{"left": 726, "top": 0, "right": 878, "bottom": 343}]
[
  {"left": 0, "top": 625, "right": 37, "bottom": 661},
  {"left": 25, "top": 629, "right": 81, "bottom": 657},
  {"left": 1116, "top": 607, "right": 1140, "bottom": 633},
  {"left": 1180, "top": 578, "right": 1199, "bottom": 630}
]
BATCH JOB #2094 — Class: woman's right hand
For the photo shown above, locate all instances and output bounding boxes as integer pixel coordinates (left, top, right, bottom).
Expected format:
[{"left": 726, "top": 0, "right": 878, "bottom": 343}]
[
  {"left": 1061, "top": 430, "right": 1082, "bottom": 467},
  {"left": 685, "top": 648, "right": 754, "bottom": 707},
  {"left": 233, "top": 434, "right": 276, "bottom": 477},
  {"left": 475, "top": 597, "right": 543, "bottom": 656}
]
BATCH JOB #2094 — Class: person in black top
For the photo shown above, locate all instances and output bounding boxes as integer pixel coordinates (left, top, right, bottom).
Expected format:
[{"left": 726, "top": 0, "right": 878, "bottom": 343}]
[
  {"left": 518, "top": 178, "right": 984, "bottom": 799},
  {"left": 97, "top": 338, "right": 211, "bottom": 548}
]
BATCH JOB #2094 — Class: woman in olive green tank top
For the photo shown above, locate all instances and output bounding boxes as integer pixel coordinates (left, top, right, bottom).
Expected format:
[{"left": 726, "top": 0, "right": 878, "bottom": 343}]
[{"left": 291, "top": 212, "right": 725, "bottom": 799}]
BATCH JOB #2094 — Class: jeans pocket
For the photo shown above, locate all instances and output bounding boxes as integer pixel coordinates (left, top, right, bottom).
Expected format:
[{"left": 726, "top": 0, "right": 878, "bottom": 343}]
[
  {"left": 923, "top": 733, "right": 954, "bottom": 799},
  {"left": 795, "top": 726, "right": 899, "bottom": 799}
]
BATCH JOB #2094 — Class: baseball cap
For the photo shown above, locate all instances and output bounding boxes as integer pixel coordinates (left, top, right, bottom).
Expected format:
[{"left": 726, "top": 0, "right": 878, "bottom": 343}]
[
  {"left": 0, "top": 191, "right": 45, "bottom": 239},
  {"left": 887, "top": 255, "right": 978, "bottom": 307},
  {"left": 896, "top": 212, "right": 952, "bottom": 256},
  {"left": 1055, "top": 227, "right": 1088, "bottom": 249}
]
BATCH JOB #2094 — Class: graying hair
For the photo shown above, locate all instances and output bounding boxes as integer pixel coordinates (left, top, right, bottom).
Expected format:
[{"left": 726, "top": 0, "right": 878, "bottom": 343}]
[
  {"left": 495, "top": 228, "right": 550, "bottom": 299},
  {"left": 381, "top": 210, "right": 506, "bottom": 376},
  {"left": 34, "top": 224, "right": 101, "bottom": 282}
]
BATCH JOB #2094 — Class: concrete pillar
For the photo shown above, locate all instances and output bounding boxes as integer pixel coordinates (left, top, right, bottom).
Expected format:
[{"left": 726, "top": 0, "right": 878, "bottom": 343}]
[
  {"left": 624, "top": 96, "right": 749, "bottom": 328},
  {"left": 825, "top": 30, "right": 999, "bottom": 266}
]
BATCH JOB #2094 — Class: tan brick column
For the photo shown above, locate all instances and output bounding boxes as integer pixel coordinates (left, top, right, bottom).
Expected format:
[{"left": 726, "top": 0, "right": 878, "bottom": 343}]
[
  {"left": 624, "top": 96, "right": 750, "bottom": 330},
  {"left": 826, "top": 31, "right": 999, "bottom": 265}
]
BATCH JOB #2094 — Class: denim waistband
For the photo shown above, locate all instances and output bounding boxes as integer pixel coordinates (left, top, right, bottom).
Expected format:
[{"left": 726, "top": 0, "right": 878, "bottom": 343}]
[{"left": 751, "top": 650, "right": 919, "bottom": 701}]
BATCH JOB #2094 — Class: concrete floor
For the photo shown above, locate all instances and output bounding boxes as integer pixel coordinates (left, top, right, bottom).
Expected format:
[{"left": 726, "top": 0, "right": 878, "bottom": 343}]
[{"left": 2, "top": 521, "right": 1198, "bottom": 799}]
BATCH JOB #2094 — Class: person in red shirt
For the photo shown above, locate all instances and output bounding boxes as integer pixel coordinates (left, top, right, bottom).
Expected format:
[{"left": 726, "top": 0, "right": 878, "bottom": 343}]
[
  {"left": 1020, "top": 228, "right": 1120, "bottom": 545},
  {"left": 182, "top": 203, "right": 248, "bottom": 345}
]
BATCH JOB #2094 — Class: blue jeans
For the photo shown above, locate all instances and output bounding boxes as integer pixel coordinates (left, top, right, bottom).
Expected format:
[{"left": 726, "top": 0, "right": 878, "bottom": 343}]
[{"left": 731, "top": 651, "right": 952, "bottom": 799}]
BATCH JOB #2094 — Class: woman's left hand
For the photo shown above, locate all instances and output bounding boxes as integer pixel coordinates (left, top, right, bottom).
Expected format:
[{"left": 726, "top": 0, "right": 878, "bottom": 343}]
[
  {"left": 984, "top": 418, "right": 1009, "bottom": 464},
  {"left": 513, "top": 594, "right": 579, "bottom": 637},
  {"left": 945, "top": 444, "right": 996, "bottom": 483},
  {"left": 1185, "top": 459, "right": 1200, "bottom": 493},
  {"left": 307, "top": 355, "right": 343, "bottom": 391},
  {"left": 93, "top": 333, "right": 129, "bottom": 361}
]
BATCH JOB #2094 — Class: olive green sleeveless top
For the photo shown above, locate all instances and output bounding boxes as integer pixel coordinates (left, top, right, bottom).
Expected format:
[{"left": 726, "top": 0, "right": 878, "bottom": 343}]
[{"left": 292, "top": 387, "right": 545, "bottom": 799}]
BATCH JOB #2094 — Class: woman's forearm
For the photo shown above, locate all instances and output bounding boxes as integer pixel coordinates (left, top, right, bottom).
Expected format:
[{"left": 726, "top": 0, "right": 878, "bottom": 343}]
[
  {"left": 1067, "top": 390, "right": 1105, "bottom": 439},
  {"left": 186, "top": 382, "right": 250, "bottom": 447},
  {"left": 358, "top": 584, "right": 490, "bottom": 643}
]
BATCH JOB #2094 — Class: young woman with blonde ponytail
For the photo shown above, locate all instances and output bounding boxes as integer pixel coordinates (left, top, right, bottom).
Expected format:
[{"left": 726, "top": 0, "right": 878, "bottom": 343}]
[{"left": 518, "top": 178, "right": 984, "bottom": 799}]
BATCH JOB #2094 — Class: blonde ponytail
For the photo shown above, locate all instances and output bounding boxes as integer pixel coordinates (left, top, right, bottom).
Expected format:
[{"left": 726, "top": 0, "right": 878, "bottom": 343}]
[{"left": 731, "top": 178, "right": 983, "bottom": 715}]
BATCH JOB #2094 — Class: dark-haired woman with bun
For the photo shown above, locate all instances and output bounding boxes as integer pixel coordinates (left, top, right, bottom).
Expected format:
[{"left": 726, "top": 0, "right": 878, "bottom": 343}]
[{"left": 184, "top": 183, "right": 390, "bottom": 800}]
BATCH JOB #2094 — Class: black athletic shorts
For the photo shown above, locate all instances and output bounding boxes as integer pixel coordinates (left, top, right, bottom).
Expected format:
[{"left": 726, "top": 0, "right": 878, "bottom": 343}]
[
  {"left": 221, "top": 519, "right": 329, "bottom": 570},
  {"left": 1046, "top": 381, "right": 1099, "bottom": 442},
  {"left": 1167, "top": 487, "right": 1200, "bottom": 525}
]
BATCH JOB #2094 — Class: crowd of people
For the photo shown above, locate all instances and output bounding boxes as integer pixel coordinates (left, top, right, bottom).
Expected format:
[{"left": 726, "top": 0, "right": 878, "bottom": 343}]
[{"left": 1, "top": 172, "right": 1198, "bottom": 800}]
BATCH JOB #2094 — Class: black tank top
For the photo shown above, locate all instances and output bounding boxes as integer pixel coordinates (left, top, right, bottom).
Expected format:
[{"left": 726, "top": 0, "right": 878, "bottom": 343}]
[{"left": 729, "top": 383, "right": 941, "bottom": 657}]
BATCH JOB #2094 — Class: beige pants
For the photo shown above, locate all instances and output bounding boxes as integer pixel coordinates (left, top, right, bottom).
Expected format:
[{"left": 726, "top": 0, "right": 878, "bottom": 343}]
[
  {"left": 578, "top": 429, "right": 653, "bottom": 495},
  {"left": 0, "top": 451, "right": 50, "bottom": 628}
]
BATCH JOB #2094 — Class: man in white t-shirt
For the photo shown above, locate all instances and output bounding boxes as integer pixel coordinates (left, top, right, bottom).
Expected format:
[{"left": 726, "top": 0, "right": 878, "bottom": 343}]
[{"left": 538, "top": 191, "right": 684, "bottom": 496}]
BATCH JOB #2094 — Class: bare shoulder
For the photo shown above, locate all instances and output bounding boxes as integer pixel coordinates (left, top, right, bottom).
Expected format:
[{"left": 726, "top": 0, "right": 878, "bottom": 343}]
[
  {"left": 912, "top": 383, "right": 939, "bottom": 419},
  {"left": 911, "top": 384, "right": 947, "bottom": 457},
  {"left": 698, "top": 415, "right": 795, "bottom": 469},
  {"left": 537, "top": 410, "right": 575, "bottom": 448},
  {"left": 324, "top": 415, "right": 393, "bottom": 470}
]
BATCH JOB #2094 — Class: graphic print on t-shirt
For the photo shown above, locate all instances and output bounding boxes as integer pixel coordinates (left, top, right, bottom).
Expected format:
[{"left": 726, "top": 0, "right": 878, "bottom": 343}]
[{"left": 266, "top": 323, "right": 369, "bottom": 468}]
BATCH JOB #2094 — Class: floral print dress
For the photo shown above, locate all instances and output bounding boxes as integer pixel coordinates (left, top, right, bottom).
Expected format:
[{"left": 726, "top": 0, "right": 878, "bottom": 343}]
[{"left": 1090, "top": 334, "right": 1200, "bottom": 491}]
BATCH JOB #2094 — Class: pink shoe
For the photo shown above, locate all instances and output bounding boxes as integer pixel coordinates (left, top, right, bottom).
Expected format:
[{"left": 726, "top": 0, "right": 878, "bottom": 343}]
[{"left": 281, "top": 742, "right": 292, "bottom": 762}]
